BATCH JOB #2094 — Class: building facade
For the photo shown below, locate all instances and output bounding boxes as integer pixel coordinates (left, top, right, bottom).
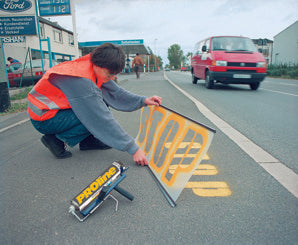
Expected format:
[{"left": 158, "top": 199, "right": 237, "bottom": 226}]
[
  {"left": 3, "top": 17, "right": 79, "bottom": 65},
  {"left": 272, "top": 20, "right": 298, "bottom": 65},
  {"left": 252, "top": 38, "right": 273, "bottom": 64}
]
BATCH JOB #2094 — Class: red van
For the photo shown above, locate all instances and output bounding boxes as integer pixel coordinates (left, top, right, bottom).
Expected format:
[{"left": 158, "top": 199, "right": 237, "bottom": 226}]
[{"left": 191, "top": 36, "right": 267, "bottom": 90}]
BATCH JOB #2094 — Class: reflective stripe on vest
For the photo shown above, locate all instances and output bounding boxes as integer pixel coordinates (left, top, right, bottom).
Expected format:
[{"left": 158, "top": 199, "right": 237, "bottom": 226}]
[
  {"left": 28, "top": 54, "right": 102, "bottom": 121},
  {"left": 28, "top": 100, "right": 44, "bottom": 117},
  {"left": 30, "top": 87, "right": 60, "bottom": 111}
]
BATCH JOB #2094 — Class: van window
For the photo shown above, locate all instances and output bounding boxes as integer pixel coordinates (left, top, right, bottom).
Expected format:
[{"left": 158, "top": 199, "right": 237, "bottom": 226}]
[
  {"left": 193, "top": 42, "right": 200, "bottom": 55},
  {"left": 211, "top": 37, "right": 257, "bottom": 52},
  {"left": 205, "top": 39, "right": 210, "bottom": 52},
  {"left": 198, "top": 41, "right": 205, "bottom": 54}
]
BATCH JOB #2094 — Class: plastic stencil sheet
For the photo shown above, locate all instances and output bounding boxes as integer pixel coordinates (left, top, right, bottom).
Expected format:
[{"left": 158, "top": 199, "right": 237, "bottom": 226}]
[{"left": 135, "top": 105, "right": 216, "bottom": 206}]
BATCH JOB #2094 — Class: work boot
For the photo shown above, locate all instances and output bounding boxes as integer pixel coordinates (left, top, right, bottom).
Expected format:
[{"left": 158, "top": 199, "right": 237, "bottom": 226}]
[
  {"left": 41, "top": 134, "right": 72, "bottom": 159},
  {"left": 79, "top": 135, "right": 112, "bottom": 151}
]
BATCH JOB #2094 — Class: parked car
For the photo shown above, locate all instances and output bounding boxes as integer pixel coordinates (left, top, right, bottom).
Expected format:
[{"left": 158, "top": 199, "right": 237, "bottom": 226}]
[
  {"left": 9, "top": 59, "right": 59, "bottom": 87},
  {"left": 165, "top": 67, "right": 170, "bottom": 71},
  {"left": 191, "top": 36, "right": 267, "bottom": 90}
]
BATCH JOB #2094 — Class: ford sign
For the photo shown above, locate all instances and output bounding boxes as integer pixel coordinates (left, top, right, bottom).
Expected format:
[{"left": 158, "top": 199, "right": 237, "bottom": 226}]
[{"left": 0, "top": 0, "right": 32, "bottom": 13}]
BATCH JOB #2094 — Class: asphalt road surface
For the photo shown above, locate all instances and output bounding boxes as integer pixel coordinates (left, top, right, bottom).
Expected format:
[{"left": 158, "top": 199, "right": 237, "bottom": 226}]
[{"left": 0, "top": 72, "right": 297, "bottom": 245}]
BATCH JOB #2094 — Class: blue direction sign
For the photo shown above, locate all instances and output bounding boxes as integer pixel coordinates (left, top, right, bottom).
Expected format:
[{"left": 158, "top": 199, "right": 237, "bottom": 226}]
[
  {"left": 0, "top": 16, "right": 37, "bottom": 36},
  {"left": 38, "top": 0, "right": 71, "bottom": 16}
]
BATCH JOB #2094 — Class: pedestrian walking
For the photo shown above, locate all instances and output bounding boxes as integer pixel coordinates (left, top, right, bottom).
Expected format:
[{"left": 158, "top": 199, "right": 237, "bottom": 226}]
[{"left": 132, "top": 53, "right": 144, "bottom": 79}]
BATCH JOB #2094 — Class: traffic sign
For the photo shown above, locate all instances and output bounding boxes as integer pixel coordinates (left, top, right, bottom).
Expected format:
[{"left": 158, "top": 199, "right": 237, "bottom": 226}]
[{"left": 38, "top": 0, "right": 71, "bottom": 16}]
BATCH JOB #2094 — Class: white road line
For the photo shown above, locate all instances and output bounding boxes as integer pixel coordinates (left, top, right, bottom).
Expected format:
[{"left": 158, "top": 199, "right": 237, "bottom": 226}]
[
  {"left": 0, "top": 118, "right": 30, "bottom": 133},
  {"left": 260, "top": 88, "right": 298, "bottom": 97},
  {"left": 277, "top": 83, "right": 298, "bottom": 86},
  {"left": 164, "top": 72, "right": 298, "bottom": 198}
]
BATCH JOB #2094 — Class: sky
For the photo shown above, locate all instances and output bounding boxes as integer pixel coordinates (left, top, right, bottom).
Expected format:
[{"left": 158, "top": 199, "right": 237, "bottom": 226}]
[{"left": 48, "top": 0, "right": 298, "bottom": 65}]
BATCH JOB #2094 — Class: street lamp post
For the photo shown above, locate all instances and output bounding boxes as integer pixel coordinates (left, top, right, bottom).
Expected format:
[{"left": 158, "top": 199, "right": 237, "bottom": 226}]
[{"left": 154, "top": 38, "right": 157, "bottom": 72}]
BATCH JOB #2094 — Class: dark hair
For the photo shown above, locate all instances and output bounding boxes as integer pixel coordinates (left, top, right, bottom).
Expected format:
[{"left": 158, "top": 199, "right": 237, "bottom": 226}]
[
  {"left": 91, "top": 43, "right": 125, "bottom": 74},
  {"left": 7, "top": 57, "right": 12, "bottom": 61}
]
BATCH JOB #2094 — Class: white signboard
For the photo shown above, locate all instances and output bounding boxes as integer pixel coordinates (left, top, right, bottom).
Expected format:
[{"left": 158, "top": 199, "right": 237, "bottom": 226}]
[
  {"left": 0, "top": 0, "right": 36, "bottom": 16},
  {"left": 136, "top": 105, "right": 216, "bottom": 206},
  {"left": 0, "top": 0, "right": 37, "bottom": 36}
]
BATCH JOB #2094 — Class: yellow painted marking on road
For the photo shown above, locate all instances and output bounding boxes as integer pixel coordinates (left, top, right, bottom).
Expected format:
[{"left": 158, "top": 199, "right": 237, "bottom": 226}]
[
  {"left": 166, "top": 142, "right": 210, "bottom": 160},
  {"left": 169, "top": 164, "right": 231, "bottom": 197},
  {"left": 185, "top": 181, "right": 232, "bottom": 197},
  {"left": 169, "top": 164, "right": 217, "bottom": 175},
  {"left": 194, "top": 164, "right": 217, "bottom": 175},
  {"left": 173, "top": 154, "right": 210, "bottom": 160},
  {"left": 165, "top": 142, "right": 202, "bottom": 148}
]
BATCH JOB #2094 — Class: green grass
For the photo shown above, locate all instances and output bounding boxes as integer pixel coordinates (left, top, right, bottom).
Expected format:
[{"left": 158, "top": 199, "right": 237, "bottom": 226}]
[
  {"left": 267, "top": 64, "right": 298, "bottom": 79},
  {"left": 10, "top": 86, "right": 33, "bottom": 100},
  {"left": 0, "top": 103, "right": 28, "bottom": 115},
  {"left": 0, "top": 86, "right": 32, "bottom": 115}
]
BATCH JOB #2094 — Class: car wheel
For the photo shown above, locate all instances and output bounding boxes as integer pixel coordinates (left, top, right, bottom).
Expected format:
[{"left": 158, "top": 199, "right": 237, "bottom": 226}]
[
  {"left": 192, "top": 73, "right": 198, "bottom": 84},
  {"left": 205, "top": 71, "right": 214, "bottom": 89},
  {"left": 250, "top": 82, "right": 260, "bottom": 90}
]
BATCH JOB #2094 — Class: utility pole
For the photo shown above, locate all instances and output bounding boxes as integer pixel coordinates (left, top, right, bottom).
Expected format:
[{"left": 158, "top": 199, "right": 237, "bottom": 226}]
[
  {"left": 70, "top": 0, "right": 80, "bottom": 59},
  {"left": 154, "top": 38, "right": 157, "bottom": 71}
]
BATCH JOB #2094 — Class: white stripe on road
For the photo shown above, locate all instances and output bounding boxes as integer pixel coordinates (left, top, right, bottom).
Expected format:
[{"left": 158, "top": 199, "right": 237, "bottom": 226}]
[
  {"left": 260, "top": 88, "right": 298, "bottom": 97},
  {"left": 0, "top": 118, "right": 30, "bottom": 133},
  {"left": 164, "top": 72, "right": 298, "bottom": 198},
  {"left": 277, "top": 83, "right": 298, "bottom": 86}
]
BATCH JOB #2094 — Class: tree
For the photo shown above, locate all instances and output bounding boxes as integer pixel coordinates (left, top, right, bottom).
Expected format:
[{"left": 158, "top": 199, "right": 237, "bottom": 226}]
[
  {"left": 186, "top": 52, "right": 193, "bottom": 58},
  {"left": 184, "top": 52, "right": 193, "bottom": 65},
  {"left": 146, "top": 47, "right": 163, "bottom": 71},
  {"left": 167, "top": 44, "right": 183, "bottom": 69}
]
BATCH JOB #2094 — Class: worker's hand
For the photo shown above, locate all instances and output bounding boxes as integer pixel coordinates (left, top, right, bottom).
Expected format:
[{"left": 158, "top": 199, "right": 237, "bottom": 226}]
[
  {"left": 133, "top": 149, "right": 148, "bottom": 166},
  {"left": 144, "top": 96, "right": 162, "bottom": 106}
]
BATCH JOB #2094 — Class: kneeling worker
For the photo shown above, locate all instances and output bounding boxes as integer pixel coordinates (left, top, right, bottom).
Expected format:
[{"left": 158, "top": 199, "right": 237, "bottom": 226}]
[{"left": 28, "top": 43, "right": 162, "bottom": 166}]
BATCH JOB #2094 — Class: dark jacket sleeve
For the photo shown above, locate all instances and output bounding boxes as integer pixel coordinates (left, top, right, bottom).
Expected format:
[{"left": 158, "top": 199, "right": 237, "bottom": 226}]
[{"left": 101, "top": 80, "right": 146, "bottom": 111}]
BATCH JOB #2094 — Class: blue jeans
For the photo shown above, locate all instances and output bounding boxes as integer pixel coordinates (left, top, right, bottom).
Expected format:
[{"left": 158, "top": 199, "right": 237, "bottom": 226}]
[{"left": 31, "top": 109, "right": 90, "bottom": 147}]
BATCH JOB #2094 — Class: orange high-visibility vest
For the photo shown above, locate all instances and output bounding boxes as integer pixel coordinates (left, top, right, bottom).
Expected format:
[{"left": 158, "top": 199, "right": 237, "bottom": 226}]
[{"left": 28, "top": 54, "right": 103, "bottom": 121}]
